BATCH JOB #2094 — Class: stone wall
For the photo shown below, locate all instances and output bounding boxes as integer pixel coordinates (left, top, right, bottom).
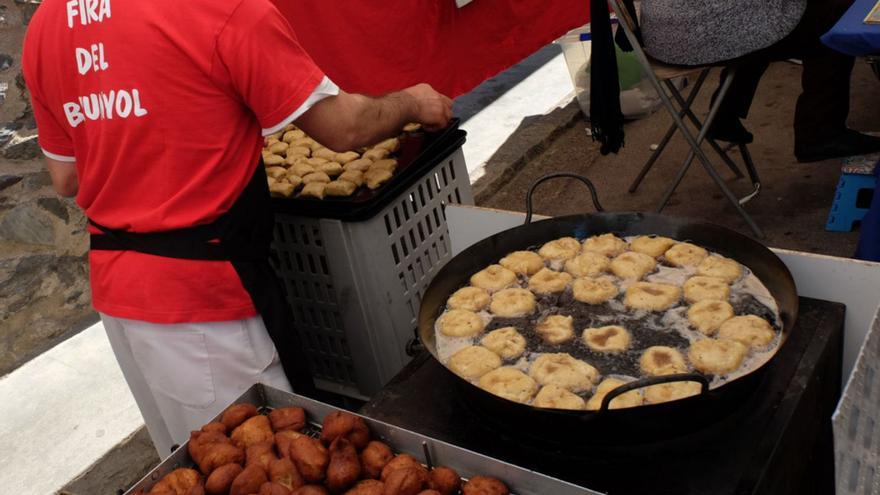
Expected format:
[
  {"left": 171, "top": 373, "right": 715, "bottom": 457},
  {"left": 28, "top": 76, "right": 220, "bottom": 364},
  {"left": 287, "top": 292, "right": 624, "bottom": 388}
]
[{"left": 0, "top": 0, "right": 93, "bottom": 376}]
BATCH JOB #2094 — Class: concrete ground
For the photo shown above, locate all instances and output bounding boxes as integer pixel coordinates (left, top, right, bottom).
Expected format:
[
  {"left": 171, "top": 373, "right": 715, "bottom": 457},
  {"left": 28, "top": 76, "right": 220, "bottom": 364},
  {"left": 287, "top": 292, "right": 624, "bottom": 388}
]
[{"left": 477, "top": 60, "right": 880, "bottom": 257}]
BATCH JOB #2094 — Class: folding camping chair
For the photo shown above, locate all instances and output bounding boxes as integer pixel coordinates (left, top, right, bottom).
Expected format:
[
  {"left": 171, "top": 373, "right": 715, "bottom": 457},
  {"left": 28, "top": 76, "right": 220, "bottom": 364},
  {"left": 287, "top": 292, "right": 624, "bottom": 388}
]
[{"left": 608, "top": 0, "right": 764, "bottom": 238}]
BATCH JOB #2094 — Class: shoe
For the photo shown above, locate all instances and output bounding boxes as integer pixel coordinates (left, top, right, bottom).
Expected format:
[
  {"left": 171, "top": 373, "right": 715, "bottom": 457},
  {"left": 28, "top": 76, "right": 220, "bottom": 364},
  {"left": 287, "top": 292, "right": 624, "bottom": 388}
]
[
  {"left": 706, "top": 117, "right": 754, "bottom": 144},
  {"left": 795, "top": 130, "right": 880, "bottom": 163}
]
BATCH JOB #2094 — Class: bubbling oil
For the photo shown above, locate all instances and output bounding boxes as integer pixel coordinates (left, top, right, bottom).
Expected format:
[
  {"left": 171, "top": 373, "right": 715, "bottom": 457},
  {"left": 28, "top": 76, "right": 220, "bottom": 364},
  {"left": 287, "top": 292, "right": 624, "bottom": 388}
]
[{"left": 434, "top": 237, "right": 783, "bottom": 405}]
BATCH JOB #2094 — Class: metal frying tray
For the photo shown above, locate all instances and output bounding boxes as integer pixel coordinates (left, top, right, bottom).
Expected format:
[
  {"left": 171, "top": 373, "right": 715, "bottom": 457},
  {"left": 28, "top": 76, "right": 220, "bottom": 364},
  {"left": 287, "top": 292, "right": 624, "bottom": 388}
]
[{"left": 123, "top": 383, "right": 598, "bottom": 495}]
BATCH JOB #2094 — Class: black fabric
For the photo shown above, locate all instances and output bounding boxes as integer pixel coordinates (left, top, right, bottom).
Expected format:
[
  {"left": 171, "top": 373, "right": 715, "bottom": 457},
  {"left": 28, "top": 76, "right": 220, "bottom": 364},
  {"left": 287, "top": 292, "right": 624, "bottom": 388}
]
[
  {"left": 589, "top": 0, "right": 625, "bottom": 154},
  {"left": 90, "top": 162, "right": 317, "bottom": 395}
]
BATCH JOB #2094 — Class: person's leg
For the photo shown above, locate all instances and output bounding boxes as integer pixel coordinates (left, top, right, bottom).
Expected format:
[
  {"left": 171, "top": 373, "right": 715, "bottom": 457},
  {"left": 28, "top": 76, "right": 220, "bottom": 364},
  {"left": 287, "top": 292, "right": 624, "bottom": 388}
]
[
  {"left": 708, "top": 60, "right": 771, "bottom": 143},
  {"left": 118, "top": 315, "right": 294, "bottom": 450},
  {"left": 100, "top": 313, "right": 176, "bottom": 457}
]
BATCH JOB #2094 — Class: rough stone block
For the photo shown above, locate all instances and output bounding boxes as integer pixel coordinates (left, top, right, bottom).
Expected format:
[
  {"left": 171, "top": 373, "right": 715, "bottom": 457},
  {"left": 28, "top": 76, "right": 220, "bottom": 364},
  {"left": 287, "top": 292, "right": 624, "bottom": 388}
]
[
  {"left": 0, "top": 202, "right": 56, "bottom": 245},
  {"left": 3, "top": 134, "right": 39, "bottom": 160},
  {"left": 38, "top": 197, "right": 69, "bottom": 222}
]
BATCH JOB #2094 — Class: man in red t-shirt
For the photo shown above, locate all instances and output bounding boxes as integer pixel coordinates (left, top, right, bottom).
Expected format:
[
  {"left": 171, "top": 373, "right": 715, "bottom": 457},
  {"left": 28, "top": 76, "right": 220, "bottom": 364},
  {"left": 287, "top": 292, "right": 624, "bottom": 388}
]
[{"left": 23, "top": 0, "right": 451, "bottom": 456}]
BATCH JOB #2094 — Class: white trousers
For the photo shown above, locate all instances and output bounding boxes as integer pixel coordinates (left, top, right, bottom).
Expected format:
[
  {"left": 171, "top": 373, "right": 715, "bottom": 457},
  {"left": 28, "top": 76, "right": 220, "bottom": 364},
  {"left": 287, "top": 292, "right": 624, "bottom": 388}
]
[{"left": 101, "top": 313, "right": 293, "bottom": 458}]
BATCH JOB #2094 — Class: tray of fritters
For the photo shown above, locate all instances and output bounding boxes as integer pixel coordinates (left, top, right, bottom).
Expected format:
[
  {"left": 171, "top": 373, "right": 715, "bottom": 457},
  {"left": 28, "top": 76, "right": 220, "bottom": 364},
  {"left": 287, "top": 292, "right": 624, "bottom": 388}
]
[
  {"left": 123, "top": 383, "right": 594, "bottom": 495},
  {"left": 265, "top": 119, "right": 466, "bottom": 221}
]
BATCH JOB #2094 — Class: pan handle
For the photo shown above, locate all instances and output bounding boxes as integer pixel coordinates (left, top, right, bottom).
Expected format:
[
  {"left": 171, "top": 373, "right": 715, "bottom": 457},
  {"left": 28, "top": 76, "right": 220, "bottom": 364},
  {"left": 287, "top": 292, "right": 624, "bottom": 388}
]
[
  {"left": 524, "top": 173, "right": 604, "bottom": 224},
  {"left": 598, "top": 373, "right": 710, "bottom": 412}
]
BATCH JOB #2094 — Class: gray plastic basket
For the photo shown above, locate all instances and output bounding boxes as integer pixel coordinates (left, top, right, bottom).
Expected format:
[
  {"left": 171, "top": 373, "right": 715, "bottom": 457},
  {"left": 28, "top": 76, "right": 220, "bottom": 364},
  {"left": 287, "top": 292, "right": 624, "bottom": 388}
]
[
  {"left": 834, "top": 302, "right": 880, "bottom": 495},
  {"left": 270, "top": 147, "right": 473, "bottom": 399}
]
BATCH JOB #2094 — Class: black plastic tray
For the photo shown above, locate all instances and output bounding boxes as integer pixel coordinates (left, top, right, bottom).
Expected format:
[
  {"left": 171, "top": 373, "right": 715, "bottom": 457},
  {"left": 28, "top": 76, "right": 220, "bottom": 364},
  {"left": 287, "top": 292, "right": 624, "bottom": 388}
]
[{"left": 271, "top": 118, "right": 466, "bottom": 222}]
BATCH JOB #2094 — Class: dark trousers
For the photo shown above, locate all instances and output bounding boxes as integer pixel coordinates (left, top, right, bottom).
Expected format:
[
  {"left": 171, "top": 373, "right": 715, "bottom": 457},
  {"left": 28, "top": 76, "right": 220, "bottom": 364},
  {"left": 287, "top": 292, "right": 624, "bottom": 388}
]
[{"left": 716, "top": 0, "right": 855, "bottom": 145}]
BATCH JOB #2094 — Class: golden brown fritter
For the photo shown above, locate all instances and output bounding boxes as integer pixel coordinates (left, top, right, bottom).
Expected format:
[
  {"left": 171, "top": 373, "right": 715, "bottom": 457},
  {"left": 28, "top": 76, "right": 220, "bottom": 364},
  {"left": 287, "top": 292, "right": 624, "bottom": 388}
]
[
  {"left": 221, "top": 403, "right": 259, "bottom": 431},
  {"left": 151, "top": 468, "right": 204, "bottom": 495},
  {"left": 379, "top": 455, "right": 426, "bottom": 482},
  {"left": 229, "top": 464, "right": 268, "bottom": 495},
  {"left": 343, "top": 479, "right": 384, "bottom": 495},
  {"left": 288, "top": 436, "right": 330, "bottom": 483},
  {"left": 427, "top": 467, "right": 461, "bottom": 495},
  {"left": 246, "top": 441, "right": 278, "bottom": 472},
  {"left": 327, "top": 437, "right": 361, "bottom": 493},
  {"left": 205, "top": 463, "right": 242, "bottom": 495},
  {"left": 269, "top": 407, "right": 307, "bottom": 432},
  {"left": 461, "top": 476, "right": 509, "bottom": 495},
  {"left": 360, "top": 441, "right": 393, "bottom": 479},
  {"left": 231, "top": 415, "right": 274, "bottom": 449},
  {"left": 320, "top": 412, "right": 371, "bottom": 450},
  {"left": 269, "top": 457, "right": 304, "bottom": 492}
]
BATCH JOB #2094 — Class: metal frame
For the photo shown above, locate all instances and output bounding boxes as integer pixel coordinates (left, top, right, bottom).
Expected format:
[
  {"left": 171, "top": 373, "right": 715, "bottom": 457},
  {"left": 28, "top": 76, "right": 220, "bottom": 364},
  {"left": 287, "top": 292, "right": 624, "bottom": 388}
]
[{"left": 609, "top": 0, "right": 764, "bottom": 237}]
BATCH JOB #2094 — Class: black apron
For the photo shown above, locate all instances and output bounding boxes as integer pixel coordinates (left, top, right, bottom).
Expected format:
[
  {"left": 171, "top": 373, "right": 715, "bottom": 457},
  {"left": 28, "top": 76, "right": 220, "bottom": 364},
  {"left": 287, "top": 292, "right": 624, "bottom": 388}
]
[{"left": 90, "top": 161, "right": 316, "bottom": 395}]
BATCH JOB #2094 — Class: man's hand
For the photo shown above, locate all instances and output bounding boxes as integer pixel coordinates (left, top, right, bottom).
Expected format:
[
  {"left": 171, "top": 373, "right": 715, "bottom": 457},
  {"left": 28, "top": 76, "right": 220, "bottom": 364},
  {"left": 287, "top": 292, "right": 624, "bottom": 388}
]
[{"left": 402, "top": 83, "right": 453, "bottom": 132}]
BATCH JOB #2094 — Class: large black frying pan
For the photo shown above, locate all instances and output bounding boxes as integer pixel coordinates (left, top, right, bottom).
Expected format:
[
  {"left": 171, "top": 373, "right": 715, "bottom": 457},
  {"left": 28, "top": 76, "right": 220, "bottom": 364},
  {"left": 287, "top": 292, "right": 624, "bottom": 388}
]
[{"left": 417, "top": 174, "right": 798, "bottom": 445}]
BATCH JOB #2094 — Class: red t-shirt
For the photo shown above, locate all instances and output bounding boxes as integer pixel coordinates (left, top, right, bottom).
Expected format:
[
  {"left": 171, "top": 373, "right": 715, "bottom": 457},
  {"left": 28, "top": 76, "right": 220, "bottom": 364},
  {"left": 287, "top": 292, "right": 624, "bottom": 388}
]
[{"left": 23, "top": 0, "right": 328, "bottom": 323}]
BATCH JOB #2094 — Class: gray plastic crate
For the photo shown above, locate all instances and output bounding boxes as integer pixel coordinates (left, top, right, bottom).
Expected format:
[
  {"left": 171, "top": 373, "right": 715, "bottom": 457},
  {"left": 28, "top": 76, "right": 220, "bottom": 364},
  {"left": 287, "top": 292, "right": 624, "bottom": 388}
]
[
  {"left": 270, "top": 147, "right": 473, "bottom": 399},
  {"left": 833, "top": 303, "right": 880, "bottom": 495}
]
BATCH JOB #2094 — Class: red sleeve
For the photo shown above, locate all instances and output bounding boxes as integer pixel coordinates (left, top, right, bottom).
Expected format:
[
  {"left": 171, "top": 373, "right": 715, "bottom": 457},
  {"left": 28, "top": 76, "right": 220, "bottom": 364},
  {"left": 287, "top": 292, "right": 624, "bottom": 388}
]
[
  {"left": 214, "top": 0, "right": 325, "bottom": 131},
  {"left": 22, "top": 28, "right": 76, "bottom": 160}
]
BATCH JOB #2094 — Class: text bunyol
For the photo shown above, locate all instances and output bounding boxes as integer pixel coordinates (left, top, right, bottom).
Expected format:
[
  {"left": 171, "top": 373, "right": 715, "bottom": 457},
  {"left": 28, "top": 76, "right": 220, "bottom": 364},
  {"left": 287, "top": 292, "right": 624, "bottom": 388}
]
[{"left": 62, "top": 0, "right": 149, "bottom": 128}]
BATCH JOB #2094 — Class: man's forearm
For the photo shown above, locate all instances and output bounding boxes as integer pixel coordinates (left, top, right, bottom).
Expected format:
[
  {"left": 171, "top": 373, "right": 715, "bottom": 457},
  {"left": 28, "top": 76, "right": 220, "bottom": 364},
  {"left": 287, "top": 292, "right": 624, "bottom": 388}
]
[{"left": 344, "top": 90, "right": 418, "bottom": 149}]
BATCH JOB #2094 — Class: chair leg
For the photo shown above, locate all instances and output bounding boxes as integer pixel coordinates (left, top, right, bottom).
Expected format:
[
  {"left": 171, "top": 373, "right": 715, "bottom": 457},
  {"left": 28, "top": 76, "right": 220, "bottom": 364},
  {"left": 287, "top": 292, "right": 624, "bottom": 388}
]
[
  {"left": 737, "top": 143, "right": 761, "bottom": 204},
  {"left": 655, "top": 68, "right": 765, "bottom": 237},
  {"left": 663, "top": 79, "right": 745, "bottom": 179}
]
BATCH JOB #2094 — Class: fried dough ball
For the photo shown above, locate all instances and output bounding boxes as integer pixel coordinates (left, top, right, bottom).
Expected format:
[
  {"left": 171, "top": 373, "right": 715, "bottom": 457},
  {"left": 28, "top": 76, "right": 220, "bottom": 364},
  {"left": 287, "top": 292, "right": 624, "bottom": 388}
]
[
  {"left": 586, "top": 378, "right": 644, "bottom": 410},
  {"left": 230, "top": 464, "right": 268, "bottom": 495},
  {"left": 564, "top": 251, "right": 610, "bottom": 277},
  {"left": 418, "top": 491, "right": 442, "bottom": 495},
  {"left": 462, "top": 476, "right": 509, "bottom": 495},
  {"left": 335, "top": 151, "right": 360, "bottom": 164},
  {"left": 478, "top": 367, "right": 539, "bottom": 404},
  {"left": 629, "top": 236, "right": 676, "bottom": 257},
  {"left": 447, "top": 286, "right": 491, "bottom": 312},
  {"left": 529, "top": 353, "right": 599, "bottom": 393},
  {"left": 345, "top": 479, "right": 385, "bottom": 495},
  {"left": 363, "top": 148, "right": 390, "bottom": 161},
  {"left": 303, "top": 171, "right": 332, "bottom": 184},
  {"left": 314, "top": 148, "right": 338, "bottom": 160},
  {"left": 448, "top": 346, "right": 502, "bottom": 380},
  {"left": 380, "top": 455, "right": 427, "bottom": 481},
  {"left": 365, "top": 168, "right": 393, "bottom": 189},
  {"left": 697, "top": 255, "right": 743, "bottom": 283},
  {"left": 538, "top": 237, "right": 581, "bottom": 261},
  {"left": 336, "top": 170, "right": 364, "bottom": 188},
  {"left": 360, "top": 441, "right": 394, "bottom": 479},
  {"left": 437, "top": 309, "right": 485, "bottom": 337},
  {"left": 489, "top": 288, "right": 536, "bottom": 317},
  {"left": 427, "top": 467, "right": 461, "bottom": 495},
  {"left": 288, "top": 146, "right": 311, "bottom": 158},
  {"left": 582, "top": 325, "right": 631, "bottom": 353},
  {"left": 717, "top": 315, "right": 775, "bottom": 348},
  {"left": 687, "top": 300, "right": 735, "bottom": 335},
  {"left": 201, "top": 422, "right": 227, "bottom": 435},
  {"left": 469, "top": 265, "right": 517, "bottom": 292},
  {"left": 640, "top": 346, "right": 688, "bottom": 376},
  {"left": 192, "top": 438, "right": 245, "bottom": 476},
  {"left": 293, "top": 485, "right": 329, "bottom": 495},
  {"left": 269, "top": 457, "right": 305, "bottom": 492},
  {"left": 306, "top": 157, "right": 330, "bottom": 167},
  {"left": 288, "top": 436, "right": 330, "bottom": 483},
  {"left": 479, "top": 327, "right": 527, "bottom": 360},
  {"left": 688, "top": 338, "right": 748, "bottom": 375},
  {"left": 269, "top": 142, "right": 289, "bottom": 155},
  {"left": 206, "top": 463, "right": 243, "bottom": 495},
  {"left": 266, "top": 166, "right": 287, "bottom": 179},
  {"left": 375, "top": 137, "right": 400, "bottom": 152},
  {"left": 320, "top": 411, "right": 371, "bottom": 450},
  {"left": 644, "top": 381, "right": 702, "bottom": 404},
  {"left": 403, "top": 123, "right": 422, "bottom": 132},
  {"left": 664, "top": 242, "right": 709, "bottom": 267},
  {"left": 275, "top": 430, "right": 306, "bottom": 460},
  {"left": 291, "top": 163, "right": 316, "bottom": 177},
  {"left": 609, "top": 251, "right": 657, "bottom": 280},
  {"left": 370, "top": 159, "right": 398, "bottom": 173},
  {"left": 528, "top": 268, "right": 573, "bottom": 294},
  {"left": 572, "top": 276, "right": 619, "bottom": 304},
  {"left": 344, "top": 159, "right": 373, "bottom": 172},
  {"left": 624, "top": 282, "right": 681, "bottom": 311},
  {"left": 499, "top": 250, "right": 545, "bottom": 275},
  {"left": 535, "top": 314, "right": 575, "bottom": 344},
  {"left": 221, "top": 403, "right": 259, "bottom": 431},
  {"left": 247, "top": 441, "right": 279, "bottom": 472},
  {"left": 300, "top": 182, "right": 326, "bottom": 200},
  {"left": 270, "top": 181, "right": 296, "bottom": 198},
  {"left": 265, "top": 154, "right": 286, "bottom": 166},
  {"left": 326, "top": 180, "right": 358, "bottom": 197},
  {"left": 683, "top": 276, "right": 730, "bottom": 303},
  {"left": 327, "top": 437, "right": 361, "bottom": 493},
  {"left": 582, "top": 233, "right": 627, "bottom": 257},
  {"left": 153, "top": 468, "right": 204, "bottom": 495},
  {"left": 383, "top": 466, "right": 429, "bottom": 495},
  {"left": 533, "top": 384, "right": 586, "bottom": 410},
  {"left": 259, "top": 482, "right": 294, "bottom": 495},
  {"left": 231, "top": 415, "right": 275, "bottom": 449},
  {"left": 269, "top": 407, "right": 307, "bottom": 433},
  {"left": 283, "top": 129, "right": 306, "bottom": 143}
]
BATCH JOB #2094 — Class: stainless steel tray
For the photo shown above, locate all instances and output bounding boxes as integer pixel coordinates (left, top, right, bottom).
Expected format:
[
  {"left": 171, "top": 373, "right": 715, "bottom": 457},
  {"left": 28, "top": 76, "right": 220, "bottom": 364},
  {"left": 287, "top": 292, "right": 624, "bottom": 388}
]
[{"left": 124, "top": 384, "right": 598, "bottom": 495}]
